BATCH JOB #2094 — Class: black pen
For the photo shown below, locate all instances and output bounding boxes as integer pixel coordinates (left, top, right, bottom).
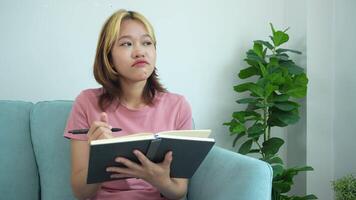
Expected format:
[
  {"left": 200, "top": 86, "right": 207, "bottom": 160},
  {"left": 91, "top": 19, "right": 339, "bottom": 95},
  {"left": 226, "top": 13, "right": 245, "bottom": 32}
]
[{"left": 68, "top": 128, "right": 122, "bottom": 134}]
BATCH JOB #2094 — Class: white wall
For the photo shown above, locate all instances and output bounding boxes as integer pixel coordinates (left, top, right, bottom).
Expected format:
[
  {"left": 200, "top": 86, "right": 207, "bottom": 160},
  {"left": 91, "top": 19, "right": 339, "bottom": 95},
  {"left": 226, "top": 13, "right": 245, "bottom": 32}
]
[
  {"left": 307, "top": 0, "right": 335, "bottom": 198},
  {"left": 333, "top": 0, "right": 356, "bottom": 180},
  {"left": 0, "top": 0, "right": 286, "bottom": 149},
  {"left": 307, "top": 0, "right": 356, "bottom": 199},
  {"left": 284, "top": 0, "right": 307, "bottom": 196}
]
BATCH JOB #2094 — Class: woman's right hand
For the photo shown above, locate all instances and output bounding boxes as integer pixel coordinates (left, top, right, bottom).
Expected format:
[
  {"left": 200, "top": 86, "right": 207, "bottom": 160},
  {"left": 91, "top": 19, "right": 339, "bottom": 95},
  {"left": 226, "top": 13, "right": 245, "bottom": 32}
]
[{"left": 87, "top": 112, "right": 114, "bottom": 142}]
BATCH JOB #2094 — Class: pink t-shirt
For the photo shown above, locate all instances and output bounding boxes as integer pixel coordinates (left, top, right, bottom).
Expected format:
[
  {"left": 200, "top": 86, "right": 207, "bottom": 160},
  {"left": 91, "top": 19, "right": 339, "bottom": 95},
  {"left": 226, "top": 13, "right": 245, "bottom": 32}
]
[{"left": 64, "top": 88, "right": 192, "bottom": 200}]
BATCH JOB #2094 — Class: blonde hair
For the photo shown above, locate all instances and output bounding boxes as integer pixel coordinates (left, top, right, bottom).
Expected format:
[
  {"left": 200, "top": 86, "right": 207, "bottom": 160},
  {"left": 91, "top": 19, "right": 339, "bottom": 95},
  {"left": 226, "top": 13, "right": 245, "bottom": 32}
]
[{"left": 93, "top": 9, "right": 166, "bottom": 111}]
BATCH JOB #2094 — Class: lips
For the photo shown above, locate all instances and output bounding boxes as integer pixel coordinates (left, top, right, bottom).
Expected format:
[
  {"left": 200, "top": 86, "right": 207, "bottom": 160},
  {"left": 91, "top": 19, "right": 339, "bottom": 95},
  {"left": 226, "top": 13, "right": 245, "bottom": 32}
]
[{"left": 132, "top": 60, "right": 149, "bottom": 67}]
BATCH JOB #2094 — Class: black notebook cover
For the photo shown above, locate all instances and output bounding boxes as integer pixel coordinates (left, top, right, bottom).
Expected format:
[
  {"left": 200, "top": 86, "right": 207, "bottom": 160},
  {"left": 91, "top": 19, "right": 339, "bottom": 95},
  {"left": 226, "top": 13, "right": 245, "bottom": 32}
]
[{"left": 86, "top": 131, "right": 215, "bottom": 184}]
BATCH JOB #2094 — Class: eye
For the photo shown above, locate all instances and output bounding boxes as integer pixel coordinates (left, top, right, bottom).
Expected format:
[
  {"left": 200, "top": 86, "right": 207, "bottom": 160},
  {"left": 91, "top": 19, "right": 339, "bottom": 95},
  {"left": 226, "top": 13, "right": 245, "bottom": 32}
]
[
  {"left": 120, "top": 42, "right": 132, "bottom": 47},
  {"left": 143, "top": 41, "right": 153, "bottom": 46}
]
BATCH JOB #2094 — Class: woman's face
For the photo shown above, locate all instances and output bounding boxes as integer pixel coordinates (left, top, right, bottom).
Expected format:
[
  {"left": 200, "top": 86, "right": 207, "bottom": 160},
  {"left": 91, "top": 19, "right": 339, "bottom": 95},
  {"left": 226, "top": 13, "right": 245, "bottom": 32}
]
[{"left": 111, "top": 19, "right": 156, "bottom": 83}]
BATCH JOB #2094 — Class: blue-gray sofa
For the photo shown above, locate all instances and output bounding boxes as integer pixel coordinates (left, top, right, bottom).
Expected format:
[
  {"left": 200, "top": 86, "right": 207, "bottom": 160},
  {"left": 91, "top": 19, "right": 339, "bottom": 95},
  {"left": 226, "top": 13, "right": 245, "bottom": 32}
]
[{"left": 0, "top": 100, "right": 272, "bottom": 200}]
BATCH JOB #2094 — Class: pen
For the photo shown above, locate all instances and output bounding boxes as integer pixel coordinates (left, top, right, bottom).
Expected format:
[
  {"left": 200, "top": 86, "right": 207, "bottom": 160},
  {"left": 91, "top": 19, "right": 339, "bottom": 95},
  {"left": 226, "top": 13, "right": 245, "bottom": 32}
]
[{"left": 68, "top": 128, "right": 122, "bottom": 134}]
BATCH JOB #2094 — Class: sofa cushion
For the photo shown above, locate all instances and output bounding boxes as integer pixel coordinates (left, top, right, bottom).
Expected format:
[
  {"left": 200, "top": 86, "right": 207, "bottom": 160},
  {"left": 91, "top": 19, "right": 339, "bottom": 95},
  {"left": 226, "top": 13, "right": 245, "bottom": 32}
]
[
  {"left": 188, "top": 146, "right": 273, "bottom": 200},
  {"left": 30, "top": 101, "right": 75, "bottom": 200},
  {"left": 0, "top": 100, "right": 39, "bottom": 200}
]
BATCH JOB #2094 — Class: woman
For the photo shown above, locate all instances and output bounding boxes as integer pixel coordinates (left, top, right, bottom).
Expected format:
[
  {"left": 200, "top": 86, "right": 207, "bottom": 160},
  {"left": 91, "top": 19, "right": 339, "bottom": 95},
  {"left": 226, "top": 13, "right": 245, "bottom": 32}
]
[{"left": 64, "top": 9, "right": 192, "bottom": 200}]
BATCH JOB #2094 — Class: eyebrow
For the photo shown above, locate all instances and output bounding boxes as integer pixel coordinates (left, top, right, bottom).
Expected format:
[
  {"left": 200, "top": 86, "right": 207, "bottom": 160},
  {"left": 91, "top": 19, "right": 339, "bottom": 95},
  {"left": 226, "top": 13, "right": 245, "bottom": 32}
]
[{"left": 118, "top": 34, "right": 152, "bottom": 41}]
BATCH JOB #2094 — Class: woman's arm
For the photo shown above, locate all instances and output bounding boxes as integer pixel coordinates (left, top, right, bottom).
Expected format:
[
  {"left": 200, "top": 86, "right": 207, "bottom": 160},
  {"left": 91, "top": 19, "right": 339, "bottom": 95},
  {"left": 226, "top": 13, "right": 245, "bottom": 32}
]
[
  {"left": 71, "top": 140, "right": 101, "bottom": 199},
  {"left": 70, "top": 113, "right": 113, "bottom": 199}
]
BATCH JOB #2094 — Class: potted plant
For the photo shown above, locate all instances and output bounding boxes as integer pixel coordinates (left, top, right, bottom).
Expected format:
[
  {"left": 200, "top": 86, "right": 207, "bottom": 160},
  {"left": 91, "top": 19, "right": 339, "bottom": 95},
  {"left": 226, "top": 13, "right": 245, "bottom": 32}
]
[
  {"left": 332, "top": 174, "right": 356, "bottom": 200},
  {"left": 224, "top": 23, "right": 317, "bottom": 200}
]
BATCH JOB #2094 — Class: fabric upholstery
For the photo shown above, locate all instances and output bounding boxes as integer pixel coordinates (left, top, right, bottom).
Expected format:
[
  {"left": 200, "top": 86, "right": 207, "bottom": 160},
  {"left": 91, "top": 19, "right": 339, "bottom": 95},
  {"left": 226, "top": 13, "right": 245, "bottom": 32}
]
[
  {"left": 0, "top": 100, "right": 272, "bottom": 200},
  {"left": 0, "top": 101, "right": 39, "bottom": 200},
  {"left": 30, "top": 101, "right": 75, "bottom": 200},
  {"left": 188, "top": 146, "right": 273, "bottom": 200}
]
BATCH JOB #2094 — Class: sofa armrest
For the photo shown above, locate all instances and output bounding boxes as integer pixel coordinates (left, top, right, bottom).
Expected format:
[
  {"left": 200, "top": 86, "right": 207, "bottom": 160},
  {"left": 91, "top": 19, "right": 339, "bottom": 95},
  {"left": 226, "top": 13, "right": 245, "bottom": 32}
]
[{"left": 188, "top": 146, "right": 272, "bottom": 200}]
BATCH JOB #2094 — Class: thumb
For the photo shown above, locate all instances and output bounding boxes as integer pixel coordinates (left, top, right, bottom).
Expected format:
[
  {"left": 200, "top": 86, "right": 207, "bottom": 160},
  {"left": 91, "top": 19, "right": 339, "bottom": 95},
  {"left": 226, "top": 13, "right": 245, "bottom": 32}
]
[
  {"left": 100, "top": 112, "right": 108, "bottom": 123},
  {"left": 162, "top": 151, "right": 173, "bottom": 167}
]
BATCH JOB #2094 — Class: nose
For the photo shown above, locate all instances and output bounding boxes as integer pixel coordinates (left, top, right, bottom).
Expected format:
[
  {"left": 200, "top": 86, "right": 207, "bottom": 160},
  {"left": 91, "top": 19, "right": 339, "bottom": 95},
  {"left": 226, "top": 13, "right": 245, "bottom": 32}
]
[{"left": 132, "top": 44, "right": 145, "bottom": 58}]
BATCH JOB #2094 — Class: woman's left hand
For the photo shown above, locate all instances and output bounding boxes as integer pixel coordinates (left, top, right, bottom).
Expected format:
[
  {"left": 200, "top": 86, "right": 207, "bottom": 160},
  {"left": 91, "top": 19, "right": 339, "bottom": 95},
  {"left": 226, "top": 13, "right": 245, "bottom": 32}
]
[
  {"left": 107, "top": 150, "right": 172, "bottom": 186},
  {"left": 106, "top": 150, "right": 188, "bottom": 199}
]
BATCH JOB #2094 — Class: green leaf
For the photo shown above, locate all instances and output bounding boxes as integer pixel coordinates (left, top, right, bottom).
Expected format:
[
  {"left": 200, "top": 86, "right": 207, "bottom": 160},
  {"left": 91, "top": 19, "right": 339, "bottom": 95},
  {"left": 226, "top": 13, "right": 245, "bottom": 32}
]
[
  {"left": 294, "top": 166, "right": 314, "bottom": 172},
  {"left": 268, "top": 116, "right": 288, "bottom": 127},
  {"left": 255, "top": 102, "right": 273, "bottom": 108},
  {"left": 270, "top": 23, "right": 276, "bottom": 34},
  {"left": 262, "top": 137, "right": 284, "bottom": 155},
  {"left": 253, "top": 42, "right": 263, "bottom": 58},
  {"left": 286, "top": 87, "right": 307, "bottom": 98},
  {"left": 274, "top": 101, "right": 299, "bottom": 111},
  {"left": 227, "top": 119, "right": 246, "bottom": 134},
  {"left": 254, "top": 40, "right": 274, "bottom": 50},
  {"left": 273, "top": 181, "right": 291, "bottom": 193},
  {"left": 238, "top": 67, "right": 259, "bottom": 79},
  {"left": 268, "top": 54, "right": 289, "bottom": 61},
  {"left": 269, "top": 57, "right": 279, "bottom": 66},
  {"left": 267, "top": 73, "right": 286, "bottom": 85},
  {"left": 276, "top": 48, "right": 302, "bottom": 54},
  {"left": 265, "top": 156, "right": 284, "bottom": 165},
  {"left": 268, "top": 65, "right": 282, "bottom": 75},
  {"left": 271, "top": 108, "right": 300, "bottom": 125},
  {"left": 273, "top": 31, "right": 289, "bottom": 47},
  {"left": 247, "top": 123, "right": 265, "bottom": 138},
  {"left": 262, "top": 48, "right": 267, "bottom": 58},
  {"left": 265, "top": 83, "right": 279, "bottom": 97},
  {"left": 231, "top": 123, "right": 246, "bottom": 134},
  {"left": 234, "top": 82, "right": 264, "bottom": 97},
  {"left": 258, "top": 62, "right": 268, "bottom": 77},
  {"left": 238, "top": 139, "right": 253, "bottom": 154},
  {"left": 294, "top": 73, "right": 309, "bottom": 86},
  {"left": 246, "top": 50, "right": 266, "bottom": 64},
  {"left": 280, "top": 61, "right": 304, "bottom": 75},
  {"left": 233, "top": 111, "right": 261, "bottom": 122},
  {"left": 272, "top": 165, "right": 284, "bottom": 177},
  {"left": 236, "top": 98, "right": 258, "bottom": 104},
  {"left": 277, "top": 112, "right": 299, "bottom": 125},
  {"left": 304, "top": 195, "right": 318, "bottom": 199},
  {"left": 270, "top": 94, "right": 290, "bottom": 102},
  {"left": 245, "top": 58, "right": 258, "bottom": 67},
  {"left": 233, "top": 132, "right": 246, "bottom": 147},
  {"left": 249, "top": 149, "right": 260, "bottom": 153}
]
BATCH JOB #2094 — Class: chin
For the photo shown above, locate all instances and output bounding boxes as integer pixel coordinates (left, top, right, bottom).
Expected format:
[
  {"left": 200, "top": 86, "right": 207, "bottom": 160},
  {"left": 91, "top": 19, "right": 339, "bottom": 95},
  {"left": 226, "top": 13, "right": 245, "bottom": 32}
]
[{"left": 131, "top": 77, "right": 150, "bottom": 82}]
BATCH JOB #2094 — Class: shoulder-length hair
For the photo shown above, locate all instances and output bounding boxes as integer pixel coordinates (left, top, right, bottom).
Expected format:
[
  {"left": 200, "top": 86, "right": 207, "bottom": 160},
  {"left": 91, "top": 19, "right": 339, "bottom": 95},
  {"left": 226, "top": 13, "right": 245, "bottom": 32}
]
[{"left": 93, "top": 9, "right": 167, "bottom": 111}]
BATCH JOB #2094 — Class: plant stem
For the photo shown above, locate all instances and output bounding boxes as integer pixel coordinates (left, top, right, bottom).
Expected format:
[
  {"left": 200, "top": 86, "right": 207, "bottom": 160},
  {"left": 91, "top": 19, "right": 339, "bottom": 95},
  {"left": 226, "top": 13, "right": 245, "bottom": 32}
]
[
  {"left": 268, "top": 126, "right": 271, "bottom": 140},
  {"left": 263, "top": 98, "right": 268, "bottom": 142},
  {"left": 254, "top": 140, "right": 264, "bottom": 157}
]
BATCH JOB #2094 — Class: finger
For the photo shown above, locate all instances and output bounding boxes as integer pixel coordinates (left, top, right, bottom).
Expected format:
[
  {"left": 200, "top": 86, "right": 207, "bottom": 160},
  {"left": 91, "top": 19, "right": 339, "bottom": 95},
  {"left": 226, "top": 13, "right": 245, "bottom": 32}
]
[
  {"left": 115, "top": 157, "right": 141, "bottom": 171},
  {"left": 88, "top": 121, "right": 111, "bottom": 135},
  {"left": 133, "top": 150, "right": 152, "bottom": 166},
  {"left": 162, "top": 151, "right": 173, "bottom": 167},
  {"left": 100, "top": 112, "right": 108, "bottom": 123},
  {"left": 110, "top": 173, "right": 135, "bottom": 179},
  {"left": 107, "top": 167, "right": 134, "bottom": 176},
  {"left": 89, "top": 126, "right": 112, "bottom": 141}
]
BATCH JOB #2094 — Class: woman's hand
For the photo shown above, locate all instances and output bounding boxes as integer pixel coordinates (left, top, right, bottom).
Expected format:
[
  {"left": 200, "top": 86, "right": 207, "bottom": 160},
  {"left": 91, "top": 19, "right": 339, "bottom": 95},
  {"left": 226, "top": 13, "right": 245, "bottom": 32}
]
[
  {"left": 87, "top": 112, "right": 114, "bottom": 142},
  {"left": 106, "top": 150, "right": 188, "bottom": 199}
]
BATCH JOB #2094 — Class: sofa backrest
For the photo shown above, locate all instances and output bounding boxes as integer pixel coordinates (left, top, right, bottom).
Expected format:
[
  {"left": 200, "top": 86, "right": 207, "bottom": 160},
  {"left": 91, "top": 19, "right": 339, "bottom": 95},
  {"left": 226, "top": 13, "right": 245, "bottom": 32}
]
[
  {"left": 0, "top": 101, "right": 40, "bottom": 200},
  {"left": 30, "top": 100, "right": 75, "bottom": 200}
]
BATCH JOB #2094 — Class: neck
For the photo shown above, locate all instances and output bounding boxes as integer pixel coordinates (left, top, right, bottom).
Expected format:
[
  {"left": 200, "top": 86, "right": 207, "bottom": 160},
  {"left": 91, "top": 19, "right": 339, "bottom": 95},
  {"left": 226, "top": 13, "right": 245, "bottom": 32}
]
[{"left": 119, "top": 79, "right": 147, "bottom": 109}]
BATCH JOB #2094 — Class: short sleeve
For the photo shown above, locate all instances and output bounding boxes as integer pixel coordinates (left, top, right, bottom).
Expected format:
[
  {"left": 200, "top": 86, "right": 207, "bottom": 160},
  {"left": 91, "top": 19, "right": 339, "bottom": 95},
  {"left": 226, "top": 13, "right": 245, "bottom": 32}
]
[
  {"left": 63, "top": 92, "right": 90, "bottom": 141},
  {"left": 175, "top": 96, "right": 193, "bottom": 130}
]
